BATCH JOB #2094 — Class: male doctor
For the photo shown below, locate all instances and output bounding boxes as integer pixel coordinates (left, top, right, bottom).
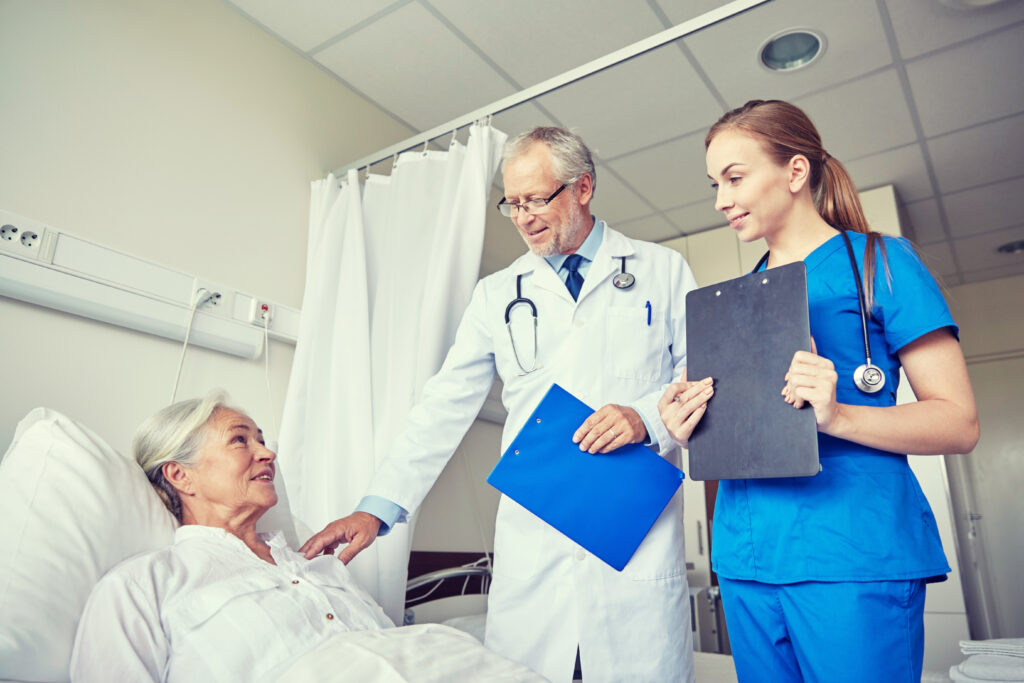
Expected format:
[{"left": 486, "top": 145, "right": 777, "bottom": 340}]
[{"left": 302, "top": 127, "right": 698, "bottom": 682}]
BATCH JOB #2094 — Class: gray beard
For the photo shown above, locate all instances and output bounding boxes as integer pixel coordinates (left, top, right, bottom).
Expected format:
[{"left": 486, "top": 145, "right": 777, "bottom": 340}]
[{"left": 525, "top": 203, "right": 590, "bottom": 257}]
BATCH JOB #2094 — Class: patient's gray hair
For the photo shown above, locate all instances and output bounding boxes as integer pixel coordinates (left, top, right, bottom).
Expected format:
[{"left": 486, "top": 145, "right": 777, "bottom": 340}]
[
  {"left": 133, "top": 390, "right": 236, "bottom": 523},
  {"left": 503, "top": 126, "right": 596, "bottom": 192}
]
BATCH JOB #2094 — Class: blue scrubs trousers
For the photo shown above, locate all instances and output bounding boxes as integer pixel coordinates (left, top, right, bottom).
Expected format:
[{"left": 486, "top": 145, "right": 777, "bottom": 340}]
[{"left": 718, "top": 577, "right": 926, "bottom": 683}]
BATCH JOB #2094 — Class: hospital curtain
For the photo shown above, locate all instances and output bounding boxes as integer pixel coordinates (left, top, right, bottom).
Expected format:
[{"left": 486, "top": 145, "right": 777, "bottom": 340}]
[{"left": 278, "top": 124, "right": 507, "bottom": 623}]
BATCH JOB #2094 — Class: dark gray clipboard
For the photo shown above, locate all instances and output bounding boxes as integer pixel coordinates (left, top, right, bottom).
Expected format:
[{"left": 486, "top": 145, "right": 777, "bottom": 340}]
[{"left": 685, "top": 261, "right": 819, "bottom": 480}]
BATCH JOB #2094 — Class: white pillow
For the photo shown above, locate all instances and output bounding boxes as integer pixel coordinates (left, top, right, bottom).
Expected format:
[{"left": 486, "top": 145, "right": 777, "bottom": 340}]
[{"left": 0, "top": 408, "right": 177, "bottom": 683}]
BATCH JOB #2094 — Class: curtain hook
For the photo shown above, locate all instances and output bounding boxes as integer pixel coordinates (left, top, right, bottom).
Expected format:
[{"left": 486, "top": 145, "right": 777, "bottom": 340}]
[
  {"left": 392, "top": 151, "right": 399, "bottom": 171},
  {"left": 449, "top": 128, "right": 458, "bottom": 148}
]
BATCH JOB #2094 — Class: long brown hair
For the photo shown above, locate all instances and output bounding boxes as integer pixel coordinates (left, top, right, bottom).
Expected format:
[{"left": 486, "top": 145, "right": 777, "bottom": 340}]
[{"left": 706, "top": 99, "right": 890, "bottom": 308}]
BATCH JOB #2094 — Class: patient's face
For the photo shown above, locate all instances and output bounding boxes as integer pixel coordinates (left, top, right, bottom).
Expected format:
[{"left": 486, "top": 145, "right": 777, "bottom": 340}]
[{"left": 187, "top": 408, "right": 278, "bottom": 518}]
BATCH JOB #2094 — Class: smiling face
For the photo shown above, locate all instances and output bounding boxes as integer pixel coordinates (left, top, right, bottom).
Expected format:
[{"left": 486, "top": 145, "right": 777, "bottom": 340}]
[
  {"left": 706, "top": 129, "right": 801, "bottom": 243},
  {"left": 502, "top": 142, "right": 594, "bottom": 257},
  {"left": 167, "top": 407, "right": 277, "bottom": 525}
]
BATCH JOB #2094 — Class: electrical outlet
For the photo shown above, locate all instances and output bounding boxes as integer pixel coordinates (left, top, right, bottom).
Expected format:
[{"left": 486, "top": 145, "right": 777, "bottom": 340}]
[
  {"left": 191, "top": 278, "right": 233, "bottom": 315},
  {"left": 249, "top": 299, "right": 273, "bottom": 325},
  {"left": 0, "top": 220, "right": 47, "bottom": 260}
]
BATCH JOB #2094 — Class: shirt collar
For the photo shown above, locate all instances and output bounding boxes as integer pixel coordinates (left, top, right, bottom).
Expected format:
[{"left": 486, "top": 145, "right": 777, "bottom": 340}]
[{"left": 546, "top": 218, "right": 604, "bottom": 272}]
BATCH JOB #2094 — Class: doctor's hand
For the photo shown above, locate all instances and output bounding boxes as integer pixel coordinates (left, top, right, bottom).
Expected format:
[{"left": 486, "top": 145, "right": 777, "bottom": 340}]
[
  {"left": 782, "top": 337, "right": 840, "bottom": 431},
  {"left": 300, "top": 512, "right": 382, "bottom": 564},
  {"left": 573, "top": 404, "right": 647, "bottom": 454},
  {"left": 658, "top": 372, "right": 714, "bottom": 447}
]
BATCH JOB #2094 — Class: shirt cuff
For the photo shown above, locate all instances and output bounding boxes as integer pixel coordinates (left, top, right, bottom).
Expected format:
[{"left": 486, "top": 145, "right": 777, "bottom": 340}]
[
  {"left": 355, "top": 496, "right": 407, "bottom": 536},
  {"left": 638, "top": 411, "right": 660, "bottom": 449}
]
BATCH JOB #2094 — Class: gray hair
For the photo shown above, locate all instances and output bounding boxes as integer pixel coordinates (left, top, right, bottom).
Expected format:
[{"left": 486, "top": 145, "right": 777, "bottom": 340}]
[
  {"left": 502, "top": 126, "right": 596, "bottom": 192},
  {"left": 133, "top": 390, "right": 236, "bottom": 523}
]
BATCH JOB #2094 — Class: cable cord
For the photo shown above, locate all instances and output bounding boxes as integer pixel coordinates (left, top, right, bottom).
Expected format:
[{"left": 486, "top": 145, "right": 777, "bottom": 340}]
[
  {"left": 169, "top": 288, "right": 213, "bottom": 404},
  {"left": 261, "top": 316, "right": 279, "bottom": 442}
]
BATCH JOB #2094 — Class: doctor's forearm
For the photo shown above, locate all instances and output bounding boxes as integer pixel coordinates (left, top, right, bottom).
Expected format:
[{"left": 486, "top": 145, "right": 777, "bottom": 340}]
[{"left": 823, "top": 399, "right": 980, "bottom": 455}]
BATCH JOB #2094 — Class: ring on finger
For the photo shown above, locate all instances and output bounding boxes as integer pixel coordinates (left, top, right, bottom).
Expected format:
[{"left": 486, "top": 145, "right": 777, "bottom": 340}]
[{"left": 609, "top": 429, "right": 616, "bottom": 439}]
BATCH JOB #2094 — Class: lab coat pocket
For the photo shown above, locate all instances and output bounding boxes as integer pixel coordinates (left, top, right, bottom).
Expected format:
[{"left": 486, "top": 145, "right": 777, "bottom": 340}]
[{"left": 606, "top": 306, "right": 668, "bottom": 383}]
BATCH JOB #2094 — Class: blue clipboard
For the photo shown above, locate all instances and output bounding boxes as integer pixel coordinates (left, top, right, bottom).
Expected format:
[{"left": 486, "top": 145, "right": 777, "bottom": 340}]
[{"left": 486, "top": 384, "right": 684, "bottom": 571}]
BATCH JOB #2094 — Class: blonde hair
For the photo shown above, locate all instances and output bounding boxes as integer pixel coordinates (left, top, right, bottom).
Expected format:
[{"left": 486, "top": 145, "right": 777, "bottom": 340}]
[
  {"left": 707, "top": 99, "right": 891, "bottom": 308},
  {"left": 133, "top": 390, "right": 235, "bottom": 523}
]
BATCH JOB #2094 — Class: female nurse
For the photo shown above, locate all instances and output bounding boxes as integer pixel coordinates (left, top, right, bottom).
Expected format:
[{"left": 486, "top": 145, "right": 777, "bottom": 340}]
[{"left": 658, "top": 99, "right": 980, "bottom": 683}]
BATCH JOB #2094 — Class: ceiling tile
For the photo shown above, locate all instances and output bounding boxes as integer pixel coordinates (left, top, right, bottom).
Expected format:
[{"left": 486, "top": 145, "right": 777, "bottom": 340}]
[
  {"left": 928, "top": 113, "right": 1024, "bottom": 193},
  {"left": 906, "top": 24, "right": 1024, "bottom": 137},
  {"left": 883, "top": 0, "right": 1024, "bottom": 60},
  {"left": 950, "top": 223, "right": 1024, "bottom": 273},
  {"left": 314, "top": 3, "right": 514, "bottom": 130},
  {"left": 901, "top": 198, "right": 946, "bottom": 245},
  {"left": 959, "top": 260, "right": 1024, "bottom": 285},
  {"left": 684, "top": 0, "right": 892, "bottom": 106},
  {"left": 795, "top": 69, "right": 917, "bottom": 161},
  {"left": 914, "top": 239, "right": 957, "bottom": 278},
  {"left": 533, "top": 43, "right": 722, "bottom": 160},
  {"left": 589, "top": 166, "right": 658, "bottom": 226},
  {"left": 943, "top": 176, "right": 1024, "bottom": 239},
  {"left": 664, "top": 199, "right": 725, "bottom": 236},
  {"left": 844, "top": 144, "right": 934, "bottom": 204},
  {"left": 606, "top": 130, "right": 710, "bottom": 212},
  {"left": 225, "top": 0, "right": 397, "bottom": 52},
  {"left": 616, "top": 213, "right": 682, "bottom": 243},
  {"left": 427, "top": 0, "right": 666, "bottom": 86}
]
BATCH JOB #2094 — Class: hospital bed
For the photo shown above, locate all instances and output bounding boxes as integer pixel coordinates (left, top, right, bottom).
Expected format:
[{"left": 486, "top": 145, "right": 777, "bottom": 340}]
[
  {"left": 0, "top": 408, "right": 540, "bottom": 683},
  {"left": 0, "top": 407, "right": 743, "bottom": 682}
]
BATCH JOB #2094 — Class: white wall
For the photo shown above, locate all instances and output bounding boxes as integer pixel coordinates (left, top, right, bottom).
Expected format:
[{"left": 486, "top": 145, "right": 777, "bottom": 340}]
[{"left": 0, "top": 0, "right": 410, "bottom": 454}]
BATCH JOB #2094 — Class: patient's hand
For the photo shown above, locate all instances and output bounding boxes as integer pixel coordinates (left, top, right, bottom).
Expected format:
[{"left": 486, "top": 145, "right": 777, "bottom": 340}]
[{"left": 300, "top": 512, "right": 381, "bottom": 564}]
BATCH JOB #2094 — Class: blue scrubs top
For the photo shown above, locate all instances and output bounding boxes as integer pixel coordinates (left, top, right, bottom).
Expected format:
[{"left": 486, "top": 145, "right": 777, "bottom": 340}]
[{"left": 712, "top": 231, "right": 956, "bottom": 584}]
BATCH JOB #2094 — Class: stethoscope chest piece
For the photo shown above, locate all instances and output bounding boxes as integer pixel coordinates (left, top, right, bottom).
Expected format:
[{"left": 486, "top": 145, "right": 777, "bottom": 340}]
[
  {"left": 613, "top": 256, "right": 635, "bottom": 289},
  {"left": 613, "top": 272, "right": 635, "bottom": 289},
  {"left": 853, "top": 363, "right": 885, "bottom": 393}
]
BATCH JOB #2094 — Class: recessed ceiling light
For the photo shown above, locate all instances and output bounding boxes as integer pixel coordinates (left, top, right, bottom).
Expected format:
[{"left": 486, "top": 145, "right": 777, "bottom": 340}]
[
  {"left": 759, "top": 29, "right": 826, "bottom": 72},
  {"left": 996, "top": 239, "right": 1024, "bottom": 255}
]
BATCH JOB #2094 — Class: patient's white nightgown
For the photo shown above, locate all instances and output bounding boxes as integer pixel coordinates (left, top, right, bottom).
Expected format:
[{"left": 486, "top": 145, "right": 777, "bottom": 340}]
[{"left": 70, "top": 525, "right": 393, "bottom": 682}]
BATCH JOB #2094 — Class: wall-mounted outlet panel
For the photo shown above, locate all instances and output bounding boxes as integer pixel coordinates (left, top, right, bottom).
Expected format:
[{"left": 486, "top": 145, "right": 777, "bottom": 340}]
[
  {"left": 191, "top": 278, "right": 234, "bottom": 316},
  {"left": 0, "top": 210, "right": 53, "bottom": 262}
]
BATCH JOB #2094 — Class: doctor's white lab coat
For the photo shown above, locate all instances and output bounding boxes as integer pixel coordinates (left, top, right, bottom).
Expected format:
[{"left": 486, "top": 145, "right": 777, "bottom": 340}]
[{"left": 367, "top": 222, "right": 698, "bottom": 683}]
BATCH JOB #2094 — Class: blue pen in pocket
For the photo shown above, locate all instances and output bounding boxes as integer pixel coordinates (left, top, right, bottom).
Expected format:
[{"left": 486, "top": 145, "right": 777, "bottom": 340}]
[{"left": 645, "top": 301, "right": 651, "bottom": 326}]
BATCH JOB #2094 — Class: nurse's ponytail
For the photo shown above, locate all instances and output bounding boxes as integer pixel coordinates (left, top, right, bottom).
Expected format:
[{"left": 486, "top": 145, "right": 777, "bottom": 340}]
[{"left": 706, "top": 100, "right": 891, "bottom": 309}]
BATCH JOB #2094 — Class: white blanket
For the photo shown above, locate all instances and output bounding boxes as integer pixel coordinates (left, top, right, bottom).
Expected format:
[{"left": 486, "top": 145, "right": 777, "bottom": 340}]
[{"left": 269, "top": 623, "right": 547, "bottom": 682}]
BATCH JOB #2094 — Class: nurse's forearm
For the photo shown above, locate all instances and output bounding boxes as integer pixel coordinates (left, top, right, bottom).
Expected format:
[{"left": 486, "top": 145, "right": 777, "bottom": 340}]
[{"left": 822, "top": 399, "right": 979, "bottom": 455}]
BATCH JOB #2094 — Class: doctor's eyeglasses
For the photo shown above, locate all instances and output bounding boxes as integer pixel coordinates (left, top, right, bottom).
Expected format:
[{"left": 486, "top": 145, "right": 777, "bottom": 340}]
[{"left": 496, "top": 184, "right": 566, "bottom": 217}]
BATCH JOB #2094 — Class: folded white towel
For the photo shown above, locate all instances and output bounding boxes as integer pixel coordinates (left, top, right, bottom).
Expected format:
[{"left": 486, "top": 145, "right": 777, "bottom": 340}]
[
  {"left": 961, "top": 639, "right": 1024, "bottom": 658},
  {"left": 950, "top": 654, "right": 1024, "bottom": 682}
]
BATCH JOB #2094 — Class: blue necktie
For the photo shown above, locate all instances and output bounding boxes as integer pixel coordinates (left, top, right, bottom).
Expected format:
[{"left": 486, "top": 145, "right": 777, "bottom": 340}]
[{"left": 563, "top": 253, "right": 584, "bottom": 301}]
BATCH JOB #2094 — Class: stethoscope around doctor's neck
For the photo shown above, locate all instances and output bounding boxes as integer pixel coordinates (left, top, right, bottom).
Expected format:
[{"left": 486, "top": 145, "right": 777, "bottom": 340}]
[
  {"left": 753, "top": 227, "right": 885, "bottom": 394},
  {"left": 504, "top": 256, "right": 636, "bottom": 374}
]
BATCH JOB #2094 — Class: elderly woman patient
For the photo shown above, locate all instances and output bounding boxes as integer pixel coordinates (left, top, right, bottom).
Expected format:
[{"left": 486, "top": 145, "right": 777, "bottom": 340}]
[{"left": 69, "top": 393, "right": 393, "bottom": 682}]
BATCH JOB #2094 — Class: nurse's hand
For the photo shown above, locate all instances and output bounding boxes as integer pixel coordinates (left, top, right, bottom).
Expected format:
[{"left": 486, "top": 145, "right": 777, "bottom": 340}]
[
  {"left": 573, "top": 404, "right": 647, "bottom": 454},
  {"left": 782, "top": 337, "right": 839, "bottom": 431},
  {"left": 658, "top": 372, "right": 714, "bottom": 447},
  {"left": 300, "top": 512, "right": 381, "bottom": 564}
]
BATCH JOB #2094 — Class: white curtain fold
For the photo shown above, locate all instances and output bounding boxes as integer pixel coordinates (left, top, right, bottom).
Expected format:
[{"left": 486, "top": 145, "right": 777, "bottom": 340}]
[{"left": 278, "top": 125, "right": 507, "bottom": 623}]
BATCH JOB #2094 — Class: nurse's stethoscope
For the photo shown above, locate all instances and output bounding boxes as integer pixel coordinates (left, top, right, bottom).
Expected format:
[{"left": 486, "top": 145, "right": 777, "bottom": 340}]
[
  {"left": 753, "top": 228, "right": 885, "bottom": 394},
  {"left": 505, "top": 256, "right": 635, "bottom": 374}
]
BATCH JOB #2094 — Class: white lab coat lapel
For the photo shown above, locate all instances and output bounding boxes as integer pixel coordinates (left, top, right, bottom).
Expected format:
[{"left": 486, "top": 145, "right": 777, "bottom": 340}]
[{"left": 576, "top": 224, "right": 636, "bottom": 303}]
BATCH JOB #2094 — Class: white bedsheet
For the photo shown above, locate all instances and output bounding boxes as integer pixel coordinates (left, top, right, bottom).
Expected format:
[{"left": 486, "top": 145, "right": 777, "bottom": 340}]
[{"left": 270, "top": 623, "right": 547, "bottom": 682}]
